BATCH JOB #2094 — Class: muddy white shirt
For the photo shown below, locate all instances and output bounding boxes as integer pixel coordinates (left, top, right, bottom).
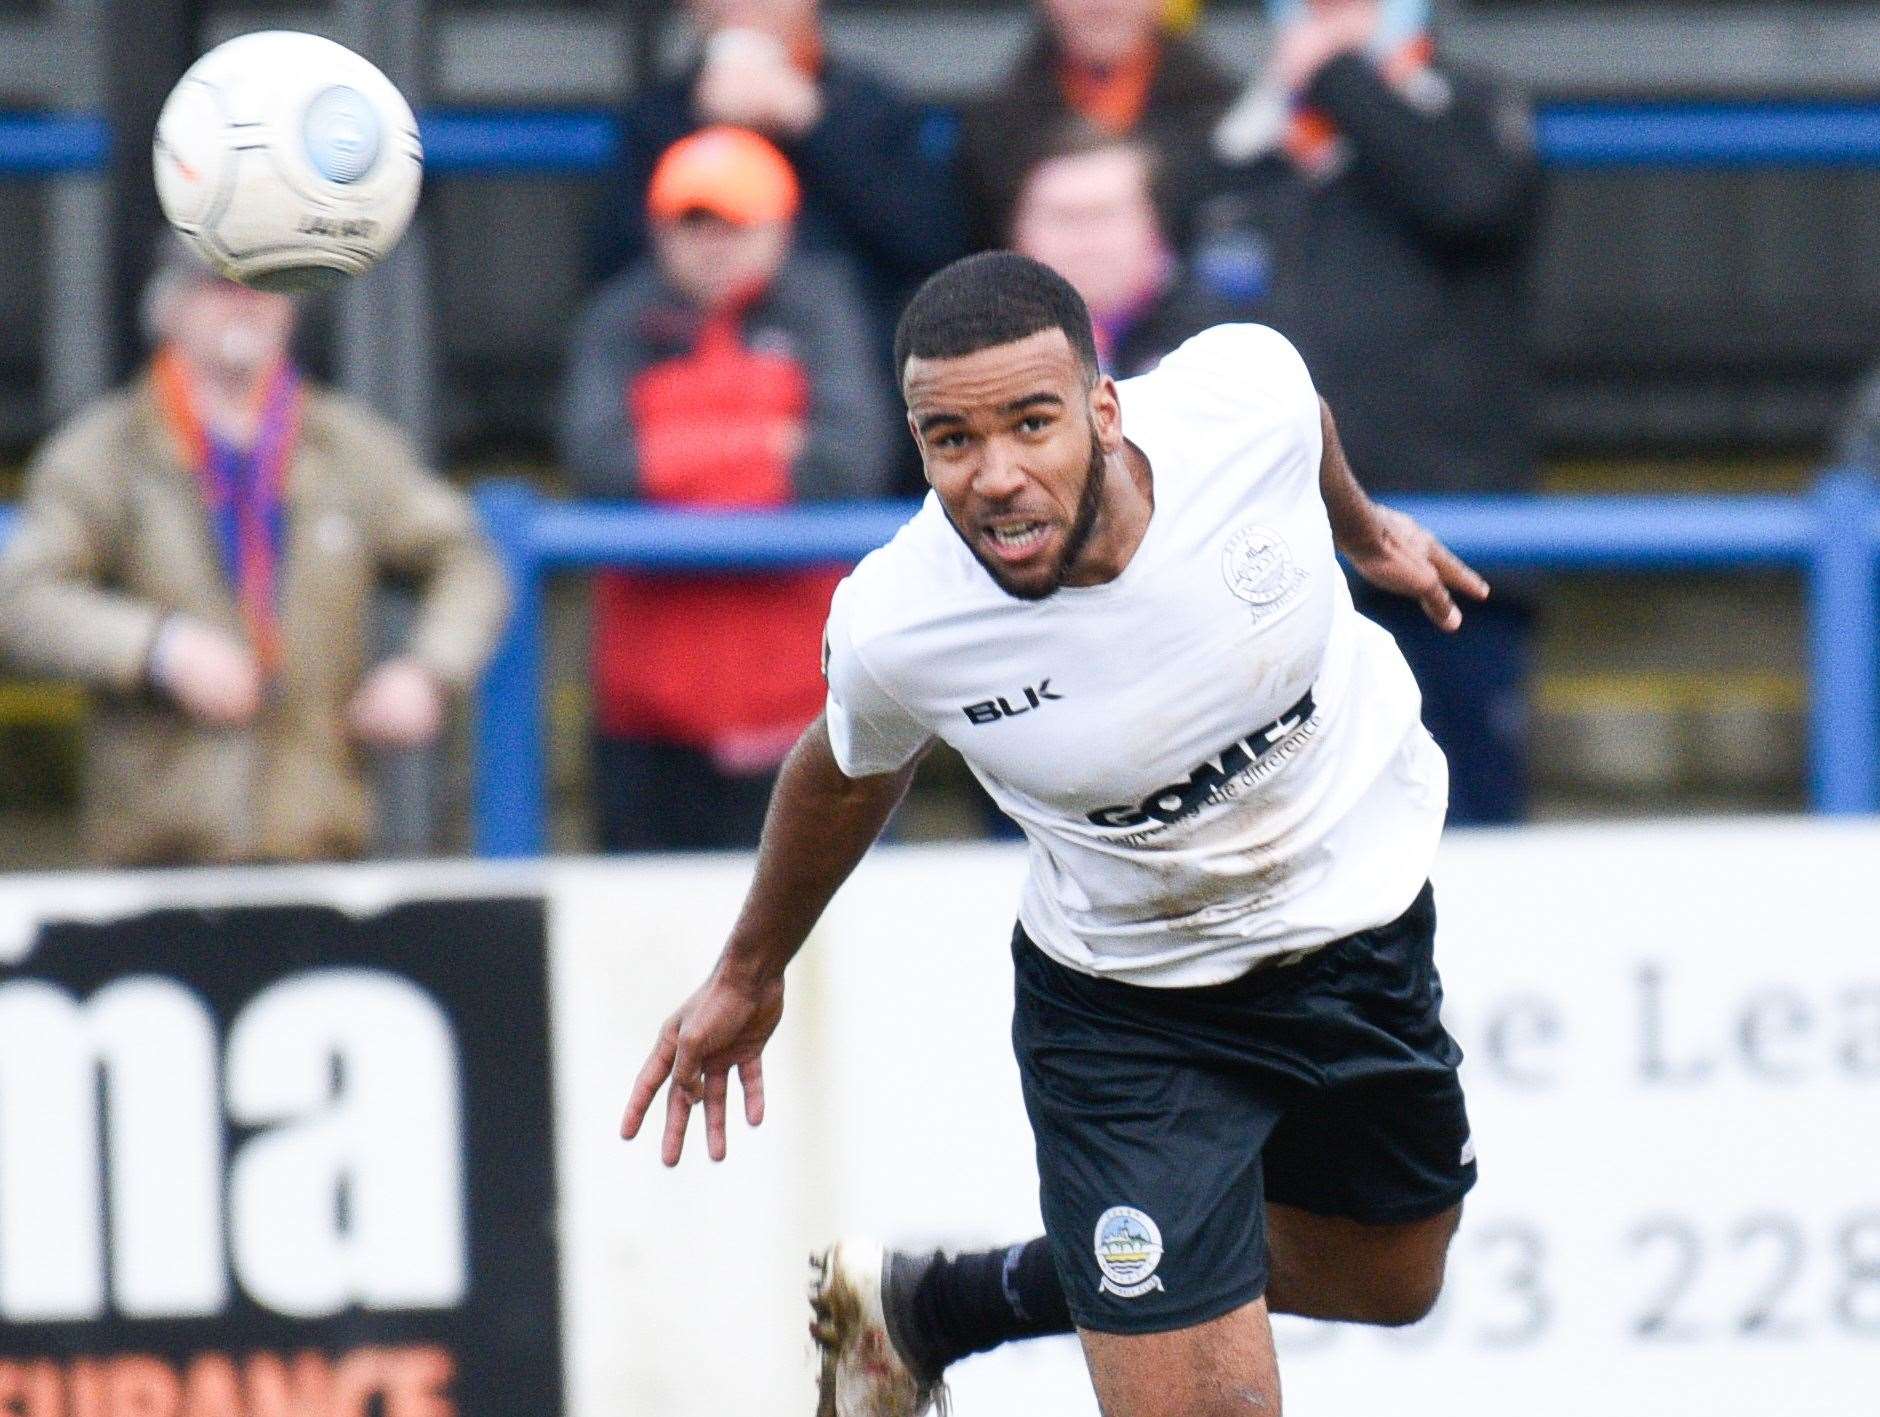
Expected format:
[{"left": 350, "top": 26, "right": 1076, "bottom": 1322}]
[{"left": 823, "top": 325, "right": 1447, "bottom": 987}]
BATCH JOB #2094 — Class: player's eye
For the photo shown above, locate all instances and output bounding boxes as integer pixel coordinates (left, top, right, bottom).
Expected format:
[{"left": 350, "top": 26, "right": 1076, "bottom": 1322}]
[
  {"left": 1018, "top": 415, "right": 1050, "bottom": 435},
  {"left": 933, "top": 431, "right": 969, "bottom": 451}
]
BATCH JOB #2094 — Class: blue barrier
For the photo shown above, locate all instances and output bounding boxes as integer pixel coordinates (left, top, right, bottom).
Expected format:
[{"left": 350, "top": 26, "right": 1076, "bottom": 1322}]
[
  {"left": 470, "top": 474, "right": 1880, "bottom": 857},
  {"left": 420, "top": 110, "right": 618, "bottom": 175},
  {"left": 11, "top": 101, "right": 1880, "bottom": 177},
  {"left": 0, "top": 113, "right": 109, "bottom": 176},
  {"left": 1540, "top": 102, "right": 1880, "bottom": 169}
]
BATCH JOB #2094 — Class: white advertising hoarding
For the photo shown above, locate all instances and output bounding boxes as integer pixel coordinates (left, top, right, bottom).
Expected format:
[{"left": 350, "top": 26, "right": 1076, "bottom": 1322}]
[
  {"left": 548, "top": 820, "right": 1880, "bottom": 1416},
  {"left": 0, "top": 818, "right": 1874, "bottom": 1414}
]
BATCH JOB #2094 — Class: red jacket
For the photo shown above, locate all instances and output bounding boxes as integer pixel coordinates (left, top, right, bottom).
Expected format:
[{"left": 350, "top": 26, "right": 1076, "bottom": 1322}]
[{"left": 563, "top": 262, "right": 893, "bottom": 768}]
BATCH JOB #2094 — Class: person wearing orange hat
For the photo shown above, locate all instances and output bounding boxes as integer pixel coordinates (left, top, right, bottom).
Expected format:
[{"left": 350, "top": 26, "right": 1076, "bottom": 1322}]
[
  {"left": 560, "top": 127, "right": 896, "bottom": 853},
  {"left": 594, "top": 0, "right": 969, "bottom": 458},
  {"left": 643, "top": 125, "right": 803, "bottom": 316}
]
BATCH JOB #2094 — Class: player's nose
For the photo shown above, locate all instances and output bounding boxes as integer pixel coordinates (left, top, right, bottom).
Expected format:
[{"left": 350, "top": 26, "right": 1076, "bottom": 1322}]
[{"left": 970, "top": 440, "right": 1028, "bottom": 500}]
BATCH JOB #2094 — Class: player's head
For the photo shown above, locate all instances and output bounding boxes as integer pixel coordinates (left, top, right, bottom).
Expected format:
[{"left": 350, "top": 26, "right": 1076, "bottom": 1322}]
[
  {"left": 142, "top": 233, "right": 296, "bottom": 382},
  {"left": 895, "top": 252, "right": 1124, "bottom": 602},
  {"left": 647, "top": 127, "right": 799, "bottom": 311}
]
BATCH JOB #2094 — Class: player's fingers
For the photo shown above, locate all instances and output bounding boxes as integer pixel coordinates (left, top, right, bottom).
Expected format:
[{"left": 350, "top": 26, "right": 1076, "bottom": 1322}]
[
  {"left": 1421, "top": 579, "right": 1462, "bottom": 632},
  {"left": 660, "top": 1069, "right": 698, "bottom": 1167},
  {"left": 739, "top": 1055, "right": 766, "bottom": 1128},
  {"left": 1432, "top": 542, "right": 1490, "bottom": 601},
  {"left": 703, "top": 1068, "right": 731, "bottom": 1163},
  {"left": 621, "top": 1027, "right": 679, "bottom": 1139}
]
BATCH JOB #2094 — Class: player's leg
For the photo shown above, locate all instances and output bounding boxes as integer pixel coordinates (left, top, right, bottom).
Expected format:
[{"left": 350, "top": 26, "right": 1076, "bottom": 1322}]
[
  {"left": 885, "top": 1236, "right": 1072, "bottom": 1379},
  {"left": 1010, "top": 927, "right": 1287, "bottom": 1411},
  {"left": 813, "top": 890, "right": 1473, "bottom": 1405},
  {"left": 1257, "top": 883, "right": 1477, "bottom": 1326},
  {"left": 1078, "top": 1299, "right": 1282, "bottom": 1417},
  {"left": 813, "top": 922, "right": 1285, "bottom": 1409},
  {"left": 836, "top": 1194, "right": 1459, "bottom": 1391},
  {"left": 1264, "top": 1201, "right": 1462, "bottom": 1326},
  {"left": 809, "top": 1236, "right": 1074, "bottom": 1416}
]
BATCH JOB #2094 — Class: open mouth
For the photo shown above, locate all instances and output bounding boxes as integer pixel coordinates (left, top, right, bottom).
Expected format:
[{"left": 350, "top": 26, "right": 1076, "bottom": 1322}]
[{"left": 984, "top": 521, "right": 1053, "bottom": 562}]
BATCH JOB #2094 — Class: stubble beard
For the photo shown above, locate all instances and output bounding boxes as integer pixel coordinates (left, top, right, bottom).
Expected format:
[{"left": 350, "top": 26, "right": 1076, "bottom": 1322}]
[{"left": 964, "top": 431, "right": 1108, "bottom": 603}]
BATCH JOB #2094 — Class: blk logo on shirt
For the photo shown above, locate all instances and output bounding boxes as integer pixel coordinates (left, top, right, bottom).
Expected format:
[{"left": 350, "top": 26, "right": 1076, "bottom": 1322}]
[{"left": 962, "top": 680, "right": 1063, "bottom": 725}]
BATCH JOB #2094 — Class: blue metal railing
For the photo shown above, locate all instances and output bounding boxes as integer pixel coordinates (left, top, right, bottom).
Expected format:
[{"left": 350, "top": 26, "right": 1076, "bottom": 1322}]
[
  {"left": 10, "top": 100, "right": 1880, "bottom": 177},
  {"left": 0, "top": 114, "right": 108, "bottom": 175},
  {"left": 1539, "top": 102, "right": 1880, "bottom": 169},
  {"left": 4, "top": 96, "right": 1879, "bottom": 851},
  {"left": 469, "top": 473, "right": 1880, "bottom": 857}
]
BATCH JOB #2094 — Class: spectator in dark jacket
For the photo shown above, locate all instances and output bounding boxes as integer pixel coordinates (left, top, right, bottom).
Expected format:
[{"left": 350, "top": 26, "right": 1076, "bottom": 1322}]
[
  {"left": 960, "top": 0, "right": 1240, "bottom": 251},
  {"left": 1207, "top": 0, "right": 1542, "bottom": 824},
  {"left": 1010, "top": 123, "right": 1243, "bottom": 379},
  {"left": 561, "top": 127, "right": 895, "bottom": 852},
  {"left": 593, "top": 0, "right": 969, "bottom": 355}
]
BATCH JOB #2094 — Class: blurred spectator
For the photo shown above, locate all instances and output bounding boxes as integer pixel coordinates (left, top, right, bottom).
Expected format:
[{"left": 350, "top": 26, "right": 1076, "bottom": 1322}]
[
  {"left": 593, "top": 0, "right": 968, "bottom": 355},
  {"left": 960, "top": 0, "right": 1238, "bottom": 250},
  {"left": 0, "top": 239, "right": 508, "bottom": 866},
  {"left": 1207, "top": 0, "right": 1542, "bottom": 824},
  {"left": 1010, "top": 124, "right": 1243, "bottom": 378},
  {"left": 1837, "top": 365, "right": 1880, "bottom": 472},
  {"left": 560, "top": 127, "right": 894, "bottom": 853}
]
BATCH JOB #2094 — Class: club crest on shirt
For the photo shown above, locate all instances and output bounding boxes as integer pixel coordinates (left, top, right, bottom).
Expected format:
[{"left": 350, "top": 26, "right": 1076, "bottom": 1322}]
[
  {"left": 1094, "top": 1206, "right": 1166, "bottom": 1298},
  {"left": 1221, "top": 522, "right": 1308, "bottom": 619}
]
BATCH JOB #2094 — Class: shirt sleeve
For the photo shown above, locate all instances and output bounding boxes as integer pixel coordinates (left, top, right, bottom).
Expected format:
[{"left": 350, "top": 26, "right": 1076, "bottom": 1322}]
[
  {"left": 821, "top": 574, "right": 931, "bottom": 778},
  {"left": 1158, "top": 323, "right": 1323, "bottom": 491}
]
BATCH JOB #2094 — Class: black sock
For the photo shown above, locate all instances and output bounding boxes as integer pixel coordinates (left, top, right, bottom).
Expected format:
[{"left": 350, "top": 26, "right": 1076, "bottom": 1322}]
[{"left": 891, "top": 1237, "right": 1074, "bottom": 1379}]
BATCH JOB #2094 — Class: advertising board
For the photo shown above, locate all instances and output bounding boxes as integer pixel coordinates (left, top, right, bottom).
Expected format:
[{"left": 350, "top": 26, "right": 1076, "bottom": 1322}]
[
  {"left": 1, "top": 820, "right": 1873, "bottom": 1414},
  {"left": 0, "top": 876, "right": 562, "bottom": 1417}
]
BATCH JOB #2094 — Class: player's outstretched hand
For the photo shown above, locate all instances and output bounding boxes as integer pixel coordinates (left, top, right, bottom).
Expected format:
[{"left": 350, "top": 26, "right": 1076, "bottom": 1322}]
[
  {"left": 1345, "top": 506, "right": 1490, "bottom": 632},
  {"left": 621, "top": 968, "right": 785, "bottom": 1166}
]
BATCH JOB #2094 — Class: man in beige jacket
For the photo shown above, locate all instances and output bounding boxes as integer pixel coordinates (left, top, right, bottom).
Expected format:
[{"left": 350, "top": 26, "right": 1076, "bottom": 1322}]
[{"left": 0, "top": 242, "right": 509, "bottom": 865}]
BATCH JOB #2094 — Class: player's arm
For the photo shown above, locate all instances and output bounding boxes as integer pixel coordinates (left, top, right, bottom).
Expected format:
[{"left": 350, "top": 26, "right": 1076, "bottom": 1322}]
[
  {"left": 1317, "top": 398, "right": 1489, "bottom": 631},
  {"left": 719, "top": 714, "right": 921, "bottom": 981},
  {"left": 621, "top": 714, "right": 923, "bottom": 1166}
]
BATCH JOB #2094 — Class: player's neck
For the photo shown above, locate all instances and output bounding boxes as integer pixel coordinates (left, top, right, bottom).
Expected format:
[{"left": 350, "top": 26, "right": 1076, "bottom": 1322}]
[{"left": 1062, "top": 442, "right": 1155, "bottom": 588}]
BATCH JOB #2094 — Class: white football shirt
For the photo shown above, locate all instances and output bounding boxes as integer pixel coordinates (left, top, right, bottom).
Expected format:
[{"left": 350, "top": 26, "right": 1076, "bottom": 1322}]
[{"left": 823, "top": 325, "right": 1447, "bottom": 987}]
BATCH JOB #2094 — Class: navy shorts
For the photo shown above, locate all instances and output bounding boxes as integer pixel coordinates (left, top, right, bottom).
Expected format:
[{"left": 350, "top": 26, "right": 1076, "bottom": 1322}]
[{"left": 1013, "top": 883, "right": 1476, "bottom": 1335}]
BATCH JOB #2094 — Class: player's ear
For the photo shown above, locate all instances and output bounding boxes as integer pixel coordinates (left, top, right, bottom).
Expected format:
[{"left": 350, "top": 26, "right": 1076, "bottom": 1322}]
[{"left": 1088, "top": 375, "right": 1124, "bottom": 452}]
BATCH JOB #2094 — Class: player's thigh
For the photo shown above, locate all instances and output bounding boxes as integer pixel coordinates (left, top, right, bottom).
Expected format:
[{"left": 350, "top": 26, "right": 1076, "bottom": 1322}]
[
  {"left": 1079, "top": 1296, "right": 1281, "bottom": 1417},
  {"left": 1011, "top": 930, "right": 1279, "bottom": 1335},
  {"left": 1265, "top": 1200, "right": 1463, "bottom": 1325},
  {"left": 1262, "top": 887, "right": 1477, "bottom": 1231}
]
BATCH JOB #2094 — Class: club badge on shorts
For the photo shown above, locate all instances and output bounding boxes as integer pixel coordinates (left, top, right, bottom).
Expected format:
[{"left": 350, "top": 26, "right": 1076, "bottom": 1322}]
[{"left": 1094, "top": 1206, "right": 1165, "bottom": 1298}]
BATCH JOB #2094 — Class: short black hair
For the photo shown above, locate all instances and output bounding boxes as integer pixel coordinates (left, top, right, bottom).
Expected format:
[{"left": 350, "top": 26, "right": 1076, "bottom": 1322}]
[{"left": 893, "top": 251, "right": 1099, "bottom": 387}]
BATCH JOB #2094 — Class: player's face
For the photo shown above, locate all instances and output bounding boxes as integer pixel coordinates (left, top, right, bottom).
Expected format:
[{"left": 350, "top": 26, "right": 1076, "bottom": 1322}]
[{"left": 905, "top": 328, "right": 1124, "bottom": 601}]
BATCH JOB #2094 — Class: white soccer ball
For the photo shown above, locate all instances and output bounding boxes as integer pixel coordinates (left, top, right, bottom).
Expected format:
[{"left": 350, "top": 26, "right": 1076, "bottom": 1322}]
[{"left": 153, "top": 30, "right": 423, "bottom": 292}]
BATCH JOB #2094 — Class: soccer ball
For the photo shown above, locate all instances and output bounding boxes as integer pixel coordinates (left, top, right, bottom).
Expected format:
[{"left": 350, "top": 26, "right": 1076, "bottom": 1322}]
[{"left": 153, "top": 30, "right": 423, "bottom": 292}]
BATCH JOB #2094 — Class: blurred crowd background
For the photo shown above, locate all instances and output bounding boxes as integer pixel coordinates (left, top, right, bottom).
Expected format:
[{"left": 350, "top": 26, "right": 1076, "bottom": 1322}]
[{"left": 0, "top": 0, "right": 1877, "bottom": 868}]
